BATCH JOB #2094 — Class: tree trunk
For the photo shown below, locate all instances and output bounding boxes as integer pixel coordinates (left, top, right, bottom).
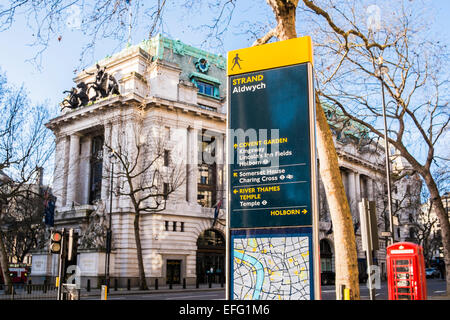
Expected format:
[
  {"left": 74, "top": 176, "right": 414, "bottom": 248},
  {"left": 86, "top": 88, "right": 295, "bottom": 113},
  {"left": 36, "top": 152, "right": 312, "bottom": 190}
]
[
  {"left": 422, "top": 171, "right": 450, "bottom": 295},
  {"left": 262, "top": 0, "right": 361, "bottom": 300},
  {"left": 266, "top": 0, "right": 299, "bottom": 40},
  {"left": 315, "top": 93, "right": 360, "bottom": 299},
  {"left": 133, "top": 211, "right": 148, "bottom": 290},
  {"left": 0, "top": 230, "right": 12, "bottom": 292}
]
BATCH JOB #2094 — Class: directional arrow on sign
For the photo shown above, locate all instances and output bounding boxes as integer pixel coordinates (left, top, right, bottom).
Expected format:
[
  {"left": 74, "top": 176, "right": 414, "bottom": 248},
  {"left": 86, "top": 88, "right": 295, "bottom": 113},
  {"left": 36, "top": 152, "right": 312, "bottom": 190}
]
[
  {"left": 302, "top": 209, "right": 308, "bottom": 214},
  {"left": 233, "top": 189, "right": 238, "bottom": 194}
]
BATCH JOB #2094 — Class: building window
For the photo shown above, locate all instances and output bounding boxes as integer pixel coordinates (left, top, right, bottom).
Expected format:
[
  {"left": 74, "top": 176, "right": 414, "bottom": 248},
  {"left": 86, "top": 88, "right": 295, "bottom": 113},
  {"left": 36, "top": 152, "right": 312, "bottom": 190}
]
[
  {"left": 198, "top": 104, "right": 217, "bottom": 112},
  {"left": 172, "top": 221, "right": 177, "bottom": 232},
  {"left": 409, "top": 228, "right": 415, "bottom": 239},
  {"left": 180, "top": 222, "right": 184, "bottom": 232},
  {"left": 164, "top": 126, "right": 170, "bottom": 140},
  {"left": 89, "top": 135, "right": 104, "bottom": 204},
  {"left": 198, "top": 190, "right": 214, "bottom": 208},
  {"left": 165, "top": 221, "right": 169, "bottom": 231},
  {"left": 197, "top": 81, "right": 214, "bottom": 96},
  {"left": 164, "top": 150, "right": 170, "bottom": 167},
  {"left": 163, "top": 183, "right": 169, "bottom": 200},
  {"left": 191, "top": 76, "right": 220, "bottom": 99},
  {"left": 197, "top": 131, "right": 217, "bottom": 208}
]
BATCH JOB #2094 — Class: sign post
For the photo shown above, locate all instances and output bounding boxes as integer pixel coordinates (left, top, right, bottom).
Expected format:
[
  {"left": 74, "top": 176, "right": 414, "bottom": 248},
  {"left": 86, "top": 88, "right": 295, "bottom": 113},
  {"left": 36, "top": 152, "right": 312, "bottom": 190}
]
[
  {"left": 359, "top": 198, "right": 379, "bottom": 300},
  {"left": 226, "top": 37, "right": 320, "bottom": 300}
]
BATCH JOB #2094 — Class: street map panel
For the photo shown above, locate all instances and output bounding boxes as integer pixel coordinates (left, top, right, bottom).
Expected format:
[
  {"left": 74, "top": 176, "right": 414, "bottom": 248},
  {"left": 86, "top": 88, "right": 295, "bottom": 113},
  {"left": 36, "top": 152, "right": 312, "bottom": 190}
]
[{"left": 232, "top": 233, "right": 311, "bottom": 300}]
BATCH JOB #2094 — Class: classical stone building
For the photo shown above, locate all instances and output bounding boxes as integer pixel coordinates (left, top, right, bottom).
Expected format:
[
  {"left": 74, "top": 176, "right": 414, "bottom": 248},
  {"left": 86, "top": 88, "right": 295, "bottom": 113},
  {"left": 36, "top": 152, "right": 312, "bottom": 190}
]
[
  {"left": 32, "top": 35, "right": 227, "bottom": 287},
  {"left": 31, "top": 35, "right": 422, "bottom": 288}
]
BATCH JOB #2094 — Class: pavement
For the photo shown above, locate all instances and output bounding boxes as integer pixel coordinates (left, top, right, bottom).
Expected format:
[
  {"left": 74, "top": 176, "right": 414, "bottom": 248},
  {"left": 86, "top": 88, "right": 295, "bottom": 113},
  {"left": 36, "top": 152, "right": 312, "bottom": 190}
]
[
  {"left": 80, "top": 283, "right": 225, "bottom": 298},
  {"left": 3, "top": 279, "right": 448, "bottom": 300}
]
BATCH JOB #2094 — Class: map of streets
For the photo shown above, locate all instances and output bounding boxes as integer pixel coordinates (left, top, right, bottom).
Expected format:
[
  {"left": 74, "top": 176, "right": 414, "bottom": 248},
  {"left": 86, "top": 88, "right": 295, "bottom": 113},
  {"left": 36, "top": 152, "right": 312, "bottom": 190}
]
[{"left": 232, "top": 235, "right": 311, "bottom": 300}]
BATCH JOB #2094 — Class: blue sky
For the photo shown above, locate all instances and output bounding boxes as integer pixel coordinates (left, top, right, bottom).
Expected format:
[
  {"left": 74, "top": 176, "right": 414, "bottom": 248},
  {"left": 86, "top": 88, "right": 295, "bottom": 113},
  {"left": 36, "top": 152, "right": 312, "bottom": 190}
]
[{"left": 0, "top": 0, "right": 448, "bottom": 111}]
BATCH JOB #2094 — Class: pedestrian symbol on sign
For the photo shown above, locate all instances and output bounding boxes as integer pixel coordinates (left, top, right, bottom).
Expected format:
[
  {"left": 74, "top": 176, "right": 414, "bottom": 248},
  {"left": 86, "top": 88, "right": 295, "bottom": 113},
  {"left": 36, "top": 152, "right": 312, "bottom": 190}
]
[{"left": 231, "top": 53, "right": 243, "bottom": 71}]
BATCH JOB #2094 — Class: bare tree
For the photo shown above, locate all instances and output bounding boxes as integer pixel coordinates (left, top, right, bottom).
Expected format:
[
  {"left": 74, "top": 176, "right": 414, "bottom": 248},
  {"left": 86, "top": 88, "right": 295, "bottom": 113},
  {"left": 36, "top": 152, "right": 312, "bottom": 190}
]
[
  {"left": 415, "top": 198, "right": 440, "bottom": 266},
  {"left": 298, "top": 0, "right": 450, "bottom": 294},
  {"left": 303, "top": 0, "right": 450, "bottom": 292},
  {"left": 0, "top": 0, "right": 168, "bottom": 68},
  {"left": 2, "top": 189, "right": 47, "bottom": 264},
  {"left": 103, "top": 113, "right": 185, "bottom": 290},
  {"left": 0, "top": 71, "right": 53, "bottom": 290}
]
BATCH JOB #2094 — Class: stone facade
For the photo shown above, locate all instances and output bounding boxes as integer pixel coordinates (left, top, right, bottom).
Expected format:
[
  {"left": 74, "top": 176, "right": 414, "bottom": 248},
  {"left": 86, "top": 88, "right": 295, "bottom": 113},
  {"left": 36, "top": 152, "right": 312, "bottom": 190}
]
[{"left": 33, "top": 35, "right": 227, "bottom": 287}]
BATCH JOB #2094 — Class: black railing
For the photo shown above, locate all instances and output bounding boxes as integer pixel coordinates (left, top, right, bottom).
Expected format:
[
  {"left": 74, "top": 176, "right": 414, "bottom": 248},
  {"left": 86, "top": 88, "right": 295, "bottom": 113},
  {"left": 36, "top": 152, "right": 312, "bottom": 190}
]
[{"left": 0, "top": 283, "right": 58, "bottom": 300}]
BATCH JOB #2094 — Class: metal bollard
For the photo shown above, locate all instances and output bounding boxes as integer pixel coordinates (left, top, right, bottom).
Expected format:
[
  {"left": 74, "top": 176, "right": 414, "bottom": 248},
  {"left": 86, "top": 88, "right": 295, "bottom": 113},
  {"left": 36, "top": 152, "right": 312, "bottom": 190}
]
[
  {"left": 169, "top": 279, "right": 173, "bottom": 290},
  {"left": 209, "top": 275, "right": 212, "bottom": 288},
  {"left": 87, "top": 279, "right": 91, "bottom": 292},
  {"left": 27, "top": 280, "right": 32, "bottom": 294},
  {"left": 155, "top": 278, "right": 158, "bottom": 290},
  {"left": 340, "top": 284, "right": 352, "bottom": 300},
  {"left": 196, "top": 278, "right": 199, "bottom": 288},
  {"left": 101, "top": 285, "right": 107, "bottom": 300},
  {"left": 127, "top": 279, "right": 131, "bottom": 291},
  {"left": 114, "top": 279, "right": 118, "bottom": 291},
  {"left": 183, "top": 278, "right": 186, "bottom": 289}
]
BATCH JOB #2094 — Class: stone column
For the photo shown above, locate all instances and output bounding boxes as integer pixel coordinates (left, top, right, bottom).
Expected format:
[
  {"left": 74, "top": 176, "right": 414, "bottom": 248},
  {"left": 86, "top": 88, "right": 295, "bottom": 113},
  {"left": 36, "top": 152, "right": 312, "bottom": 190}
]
[
  {"left": 79, "top": 136, "right": 92, "bottom": 205},
  {"left": 186, "top": 127, "right": 199, "bottom": 204},
  {"left": 62, "top": 136, "right": 71, "bottom": 207},
  {"left": 66, "top": 133, "right": 81, "bottom": 207},
  {"left": 215, "top": 133, "right": 225, "bottom": 203},
  {"left": 355, "top": 172, "right": 361, "bottom": 205},
  {"left": 367, "top": 177, "right": 375, "bottom": 201},
  {"left": 340, "top": 169, "right": 348, "bottom": 200},
  {"left": 101, "top": 123, "right": 113, "bottom": 205},
  {"left": 347, "top": 170, "right": 357, "bottom": 216},
  {"left": 53, "top": 135, "right": 67, "bottom": 208}
]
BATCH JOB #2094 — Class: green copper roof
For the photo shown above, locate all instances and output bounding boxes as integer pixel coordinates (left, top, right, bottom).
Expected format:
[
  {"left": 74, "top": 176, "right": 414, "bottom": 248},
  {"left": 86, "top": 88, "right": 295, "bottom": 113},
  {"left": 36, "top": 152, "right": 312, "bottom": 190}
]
[
  {"left": 322, "top": 102, "right": 370, "bottom": 140},
  {"left": 139, "top": 34, "right": 226, "bottom": 70},
  {"left": 189, "top": 72, "right": 221, "bottom": 85}
]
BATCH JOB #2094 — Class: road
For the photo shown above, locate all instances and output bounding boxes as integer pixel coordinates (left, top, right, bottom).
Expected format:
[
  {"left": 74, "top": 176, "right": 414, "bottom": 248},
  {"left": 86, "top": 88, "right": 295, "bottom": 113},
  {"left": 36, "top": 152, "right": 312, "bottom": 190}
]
[
  {"left": 321, "top": 278, "right": 447, "bottom": 300},
  {"left": 83, "top": 278, "right": 447, "bottom": 300}
]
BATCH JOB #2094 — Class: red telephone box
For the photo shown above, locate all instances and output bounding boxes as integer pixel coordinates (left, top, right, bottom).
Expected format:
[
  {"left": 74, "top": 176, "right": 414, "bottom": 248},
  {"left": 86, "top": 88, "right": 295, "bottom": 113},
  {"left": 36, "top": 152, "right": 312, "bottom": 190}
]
[{"left": 387, "top": 242, "right": 427, "bottom": 300}]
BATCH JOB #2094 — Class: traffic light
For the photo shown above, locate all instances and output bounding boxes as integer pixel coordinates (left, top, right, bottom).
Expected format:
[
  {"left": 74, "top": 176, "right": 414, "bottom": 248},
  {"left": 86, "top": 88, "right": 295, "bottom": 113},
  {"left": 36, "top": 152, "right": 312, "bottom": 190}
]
[{"left": 50, "top": 230, "right": 63, "bottom": 254}]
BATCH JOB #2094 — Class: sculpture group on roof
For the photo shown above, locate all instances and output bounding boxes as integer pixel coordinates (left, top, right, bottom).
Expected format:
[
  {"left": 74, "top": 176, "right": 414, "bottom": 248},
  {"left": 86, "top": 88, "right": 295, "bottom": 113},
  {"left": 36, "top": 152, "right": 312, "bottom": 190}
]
[{"left": 61, "top": 64, "right": 120, "bottom": 111}]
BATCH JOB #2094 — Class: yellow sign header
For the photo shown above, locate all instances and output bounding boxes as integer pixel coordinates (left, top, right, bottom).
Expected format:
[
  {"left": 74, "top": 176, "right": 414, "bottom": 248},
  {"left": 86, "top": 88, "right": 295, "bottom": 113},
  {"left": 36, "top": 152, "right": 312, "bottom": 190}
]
[{"left": 227, "top": 36, "right": 313, "bottom": 76}]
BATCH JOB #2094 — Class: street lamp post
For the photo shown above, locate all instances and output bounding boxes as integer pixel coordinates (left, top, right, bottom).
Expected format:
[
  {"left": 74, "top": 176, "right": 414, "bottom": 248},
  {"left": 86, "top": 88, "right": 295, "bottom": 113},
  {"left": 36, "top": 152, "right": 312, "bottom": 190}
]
[
  {"left": 376, "top": 57, "right": 395, "bottom": 245},
  {"left": 104, "top": 151, "right": 116, "bottom": 291}
]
